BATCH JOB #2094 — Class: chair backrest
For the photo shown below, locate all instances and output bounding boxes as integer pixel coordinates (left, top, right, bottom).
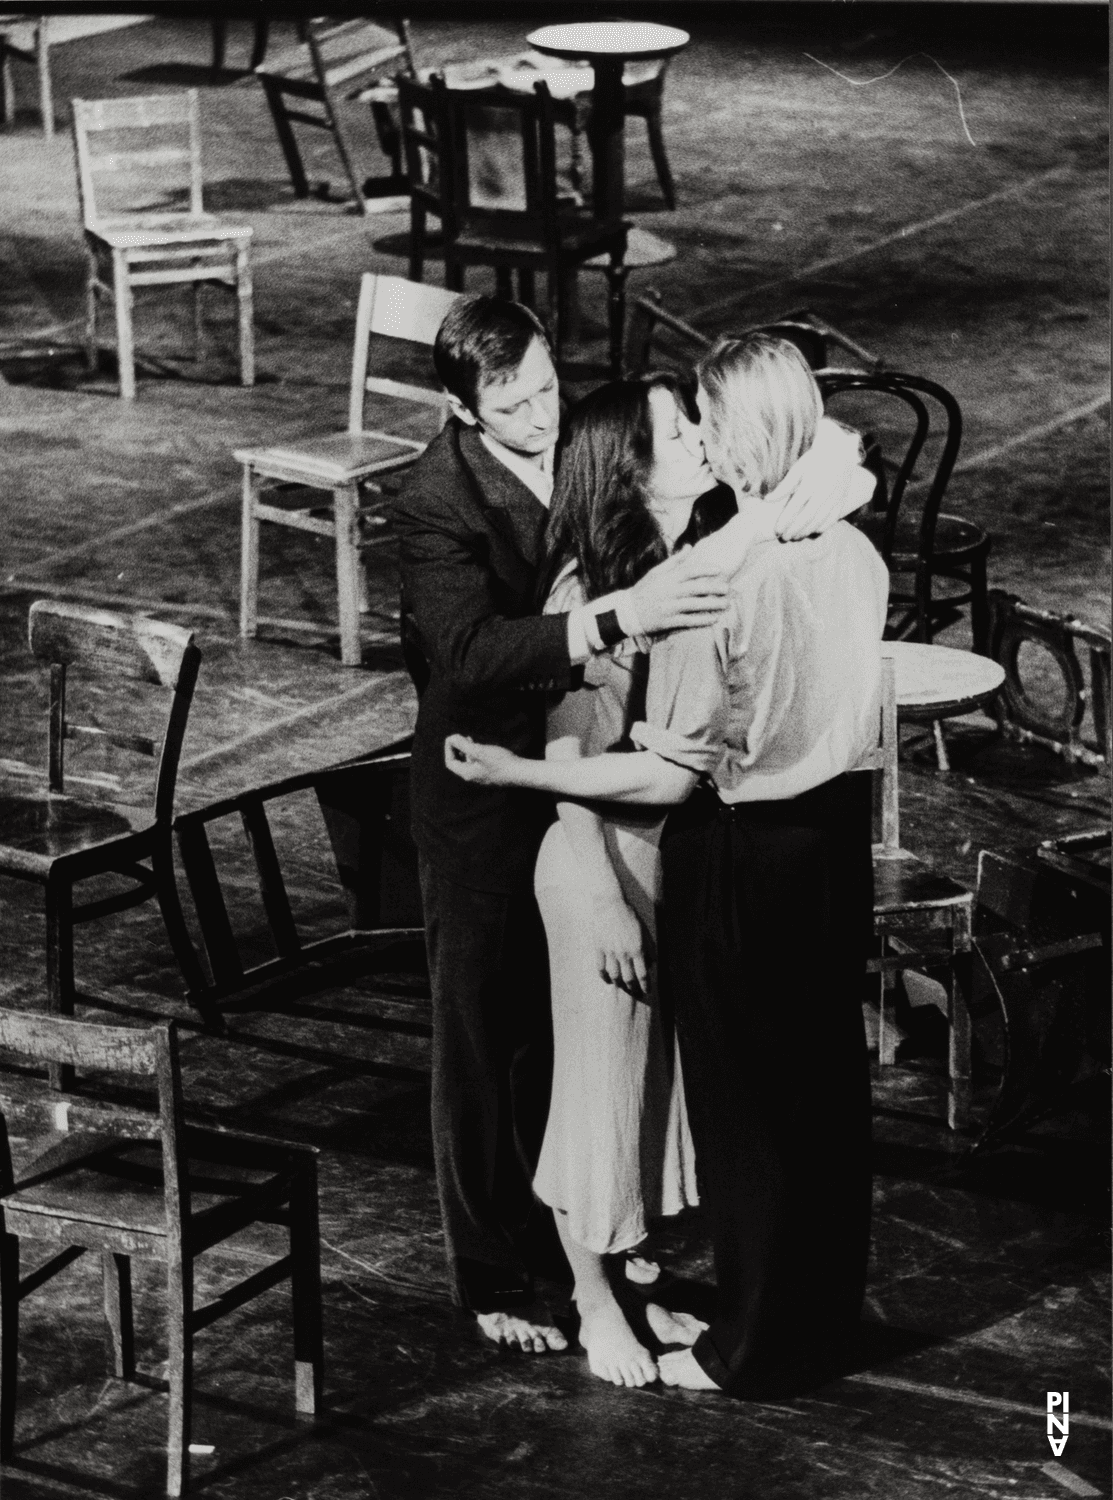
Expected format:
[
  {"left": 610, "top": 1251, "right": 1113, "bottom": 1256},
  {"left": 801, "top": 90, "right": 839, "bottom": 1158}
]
[
  {"left": 396, "top": 72, "right": 449, "bottom": 224},
  {"left": 856, "top": 654, "right": 900, "bottom": 855},
  {"left": 259, "top": 16, "right": 415, "bottom": 86},
  {"left": 0, "top": 1009, "right": 186, "bottom": 1228},
  {"left": 28, "top": 600, "right": 201, "bottom": 821},
  {"left": 817, "top": 371, "right": 963, "bottom": 568},
  {"left": 441, "top": 77, "right": 564, "bottom": 230},
  {"left": 71, "top": 89, "right": 205, "bottom": 228},
  {"left": 348, "top": 272, "right": 461, "bottom": 433}
]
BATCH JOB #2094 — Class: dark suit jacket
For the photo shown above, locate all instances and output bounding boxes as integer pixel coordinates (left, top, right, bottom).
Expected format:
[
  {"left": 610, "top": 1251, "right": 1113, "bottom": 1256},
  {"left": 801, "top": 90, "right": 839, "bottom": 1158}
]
[{"left": 392, "top": 420, "right": 576, "bottom": 893}]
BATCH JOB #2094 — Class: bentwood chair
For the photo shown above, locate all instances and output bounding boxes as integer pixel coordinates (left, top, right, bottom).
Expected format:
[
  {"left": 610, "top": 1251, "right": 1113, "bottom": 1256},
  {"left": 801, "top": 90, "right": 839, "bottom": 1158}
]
[
  {"left": 0, "top": 602, "right": 210, "bottom": 1084},
  {"left": 819, "top": 371, "right": 991, "bottom": 655},
  {"left": 860, "top": 657, "right": 976, "bottom": 1130},
  {"left": 0, "top": 1009, "right": 322, "bottom": 1496},
  {"left": 72, "top": 91, "right": 254, "bottom": 401},
  {"left": 398, "top": 73, "right": 630, "bottom": 377},
  {"left": 236, "top": 272, "right": 459, "bottom": 666}
]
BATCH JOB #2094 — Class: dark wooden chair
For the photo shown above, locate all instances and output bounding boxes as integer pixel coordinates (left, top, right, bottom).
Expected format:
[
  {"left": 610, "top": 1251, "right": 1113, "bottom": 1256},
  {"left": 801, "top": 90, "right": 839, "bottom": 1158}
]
[
  {"left": 254, "top": 16, "right": 415, "bottom": 214},
  {"left": 398, "top": 73, "right": 629, "bottom": 377},
  {"left": 861, "top": 658, "right": 975, "bottom": 1130},
  {"left": 0, "top": 602, "right": 211, "bottom": 1080},
  {"left": 0, "top": 1008, "right": 322, "bottom": 1496},
  {"left": 818, "top": 371, "right": 992, "bottom": 655}
]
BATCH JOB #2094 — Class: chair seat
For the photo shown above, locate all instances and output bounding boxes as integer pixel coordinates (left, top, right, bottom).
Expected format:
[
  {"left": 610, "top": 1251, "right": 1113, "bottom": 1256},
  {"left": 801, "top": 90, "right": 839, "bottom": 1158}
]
[
  {"left": 857, "top": 510, "right": 989, "bottom": 567},
  {"left": 454, "top": 216, "right": 624, "bottom": 259},
  {"left": 2, "top": 1137, "right": 286, "bottom": 1244},
  {"left": 89, "top": 214, "right": 253, "bottom": 250},
  {"left": 0, "top": 787, "right": 151, "bottom": 876},
  {"left": 235, "top": 430, "right": 425, "bottom": 486},
  {"left": 874, "top": 850, "right": 973, "bottom": 915}
]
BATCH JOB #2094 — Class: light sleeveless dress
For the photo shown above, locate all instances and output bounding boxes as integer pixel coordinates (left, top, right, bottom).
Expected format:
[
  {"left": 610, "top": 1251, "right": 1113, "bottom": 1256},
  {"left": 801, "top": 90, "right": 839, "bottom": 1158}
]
[{"left": 532, "top": 569, "right": 698, "bottom": 1254}]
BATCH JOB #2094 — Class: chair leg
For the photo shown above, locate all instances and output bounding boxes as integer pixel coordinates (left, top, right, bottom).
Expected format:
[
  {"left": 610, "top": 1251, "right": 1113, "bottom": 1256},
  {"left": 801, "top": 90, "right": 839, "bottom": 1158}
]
[
  {"left": 878, "top": 946, "right": 898, "bottom": 1068},
  {"left": 495, "top": 267, "right": 513, "bottom": 300},
  {"left": 644, "top": 107, "right": 676, "bottom": 209},
  {"left": 46, "top": 877, "right": 75, "bottom": 1091},
  {"left": 444, "top": 258, "right": 464, "bottom": 293},
  {"left": 236, "top": 246, "right": 255, "bottom": 387},
  {"left": 165, "top": 1257, "right": 193, "bottom": 1499},
  {"left": 333, "top": 484, "right": 363, "bottom": 667},
  {"left": 0, "top": 44, "right": 13, "bottom": 128},
  {"left": 970, "top": 551, "right": 990, "bottom": 656},
  {"left": 35, "top": 23, "right": 52, "bottom": 139},
  {"left": 150, "top": 837, "right": 210, "bottom": 1004},
  {"left": 289, "top": 1159, "right": 324, "bottom": 1415},
  {"left": 239, "top": 465, "right": 261, "bottom": 641},
  {"left": 947, "top": 913, "right": 974, "bottom": 1132},
  {"left": 248, "top": 20, "right": 270, "bottom": 72},
  {"left": 932, "top": 719, "right": 951, "bottom": 773},
  {"left": 408, "top": 203, "right": 426, "bottom": 283},
  {"left": 605, "top": 259, "right": 629, "bottom": 381},
  {"left": 0, "top": 1233, "right": 18, "bottom": 1460},
  {"left": 517, "top": 268, "right": 535, "bottom": 306},
  {"left": 102, "top": 1252, "right": 135, "bottom": 1380},
  {"left": 210, "top": 18, "right": 227, "bottom": 76},
  {"left": 261, "top": 78, "right": 310, "bottom": 200},
  {"left": 84, "top": 252, "right": 99, "bottom": 373},
  {"left": 191, "top": 283, "right": 205, "bottom": 363},
  {"left": 111, "top": 248, "right": 136, "bottom": 400}
]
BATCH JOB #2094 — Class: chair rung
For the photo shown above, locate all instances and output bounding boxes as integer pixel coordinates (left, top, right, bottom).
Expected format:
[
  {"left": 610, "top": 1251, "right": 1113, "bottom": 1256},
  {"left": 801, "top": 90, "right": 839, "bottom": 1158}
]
[
  {"left": 254, "top": 504, "right": 337, "bottom": 537},
  {"left": 191, "top": 1254, "right": 293, "bottom": 1332},
  {"left": 126, "top": 267, "right": 237, "bottom": 286},
  {"left": 19, "top": 1244, "right": 86, "bottom": 1300}
]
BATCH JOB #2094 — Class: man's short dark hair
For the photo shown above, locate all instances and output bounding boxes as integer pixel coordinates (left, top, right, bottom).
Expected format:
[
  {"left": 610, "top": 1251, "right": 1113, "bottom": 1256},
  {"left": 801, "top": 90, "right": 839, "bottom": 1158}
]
[{"left": 433, "top": 296, "right": 550, "bottom": 415}]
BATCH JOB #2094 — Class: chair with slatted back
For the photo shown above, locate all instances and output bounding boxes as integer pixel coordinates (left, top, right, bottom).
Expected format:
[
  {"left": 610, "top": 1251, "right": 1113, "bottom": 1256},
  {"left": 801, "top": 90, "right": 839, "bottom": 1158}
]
[
  {"left": 236, "top": 272, "right": 460, "bottom": 667},
  {"left": 72, "top": 90, "right": 254, "bottom": 402},
  {"left": 255, "top": 15, "right": 415, "bottom": 213},
  {"left": 0, "top": 602, "right": 211, "bottom": 1076},
  {"left": 398, "top": 73, "right": 629, "bottom": 377},
  {"left": 0, "top": 1008, "right": 322, "bottom": 1496},
  {"left": 859, "top": 656, "right": 975, "bottom": 1130}
]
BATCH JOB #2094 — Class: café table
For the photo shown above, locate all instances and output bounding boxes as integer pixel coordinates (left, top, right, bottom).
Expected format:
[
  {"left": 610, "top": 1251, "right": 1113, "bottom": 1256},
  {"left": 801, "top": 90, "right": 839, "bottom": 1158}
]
[
  {"left": 525, "top": 19, "right": 690, "bottom": 221},
  {"left": 885, "top": 641, "right": 1006, "bottom": 770}
]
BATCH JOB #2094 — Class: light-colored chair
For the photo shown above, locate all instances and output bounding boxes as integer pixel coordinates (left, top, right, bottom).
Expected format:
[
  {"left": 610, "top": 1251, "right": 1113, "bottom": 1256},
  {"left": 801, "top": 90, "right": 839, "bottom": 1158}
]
[
  {"left": 72, "top": 90, "right": 254, "bottom": 400},
  {"left": 236, "top": 272, "right": 460, "bottom": 667},
  {"left": 0, "top": 13, "right": 149, "bottom": 136},
  {"left": 860, "top": 656, "right": 976, "bottom": 1130}
]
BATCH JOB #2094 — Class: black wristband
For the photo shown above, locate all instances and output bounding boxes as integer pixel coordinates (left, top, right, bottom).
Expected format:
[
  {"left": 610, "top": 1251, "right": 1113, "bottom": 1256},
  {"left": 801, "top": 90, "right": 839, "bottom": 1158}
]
[{"left": 595, "top": 609, "right": 626, "bottom": 649}]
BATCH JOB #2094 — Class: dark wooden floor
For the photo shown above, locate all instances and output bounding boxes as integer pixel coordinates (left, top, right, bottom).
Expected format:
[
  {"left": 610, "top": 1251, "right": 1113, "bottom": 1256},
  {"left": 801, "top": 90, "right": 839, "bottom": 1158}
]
[{"left": 0, "top": 7, "right": 1108, "bottom": 1498}]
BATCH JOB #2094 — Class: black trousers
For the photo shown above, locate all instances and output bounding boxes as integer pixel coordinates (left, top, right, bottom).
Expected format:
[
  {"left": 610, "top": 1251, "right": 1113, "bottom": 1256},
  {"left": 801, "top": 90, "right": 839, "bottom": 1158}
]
[
  {"left": 659, "top": 774, "right": 874, "bottom": 1397},
  {"left": 419, "top": 856, "right": 563, "bottom": 1311}
]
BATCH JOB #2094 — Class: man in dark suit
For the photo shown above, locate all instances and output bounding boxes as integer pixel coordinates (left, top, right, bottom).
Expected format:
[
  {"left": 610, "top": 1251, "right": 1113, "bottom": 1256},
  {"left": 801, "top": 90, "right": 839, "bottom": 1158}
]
[{"left": 392, "top": 297, "right": 868, "bottom": 1353}]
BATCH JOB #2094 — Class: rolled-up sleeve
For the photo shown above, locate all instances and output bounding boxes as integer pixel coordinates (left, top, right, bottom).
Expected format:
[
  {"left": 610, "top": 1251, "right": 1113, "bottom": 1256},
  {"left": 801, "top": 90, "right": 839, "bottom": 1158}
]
[{"left": 630, "top": 623, "right": 731, "bottom": 774}]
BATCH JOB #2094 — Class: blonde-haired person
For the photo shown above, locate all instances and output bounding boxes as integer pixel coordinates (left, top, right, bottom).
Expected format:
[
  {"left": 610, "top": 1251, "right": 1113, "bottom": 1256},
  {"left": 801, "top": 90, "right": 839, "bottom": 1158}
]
[{"left": 444, "top": 334, "right": 888, "bottom": 1397}]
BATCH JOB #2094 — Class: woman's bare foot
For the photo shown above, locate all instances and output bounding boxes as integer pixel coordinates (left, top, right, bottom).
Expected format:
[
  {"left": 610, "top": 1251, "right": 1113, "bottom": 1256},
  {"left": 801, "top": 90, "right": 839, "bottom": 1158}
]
[
  {"left": 576, "top": 1294, "right": 659, "bottom": 1387},
  {"left": 476, "top": 1306, "right": 568, "bottom": 1354},
  {"left": 659, "top": 1348, "right": 721, "bottom": 1390},
  {"left": 645, "top": 1304, "right": 709, "bottom": 1347}
]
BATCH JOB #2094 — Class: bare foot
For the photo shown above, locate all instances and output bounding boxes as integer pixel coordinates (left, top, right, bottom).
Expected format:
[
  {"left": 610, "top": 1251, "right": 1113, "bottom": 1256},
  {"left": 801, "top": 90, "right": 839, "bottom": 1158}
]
[
  {"left": 476, "top": 1306, "right": 568, "bottom": 1354},
  {"left": 577, "top": 1295, "right": 659, "bottom": 1387},
  {"left": 646, "top": 1304, "right": 709, "bottom": 1347},
  {"left": 623, "top": 1251, "right": 661, "bottom": 1287},
  {"left": 659, "top": 1348, "right": 721, "bottom": 1390}
]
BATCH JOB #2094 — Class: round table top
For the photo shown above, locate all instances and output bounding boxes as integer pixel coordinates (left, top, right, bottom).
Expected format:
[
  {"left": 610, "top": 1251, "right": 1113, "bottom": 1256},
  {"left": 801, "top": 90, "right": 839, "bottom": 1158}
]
[
  {"left": 885, "top": 642, "right": 1005, "bottom": 719},
  {"left": 526, "top": 20, "right": 690, "bottom": 63}
]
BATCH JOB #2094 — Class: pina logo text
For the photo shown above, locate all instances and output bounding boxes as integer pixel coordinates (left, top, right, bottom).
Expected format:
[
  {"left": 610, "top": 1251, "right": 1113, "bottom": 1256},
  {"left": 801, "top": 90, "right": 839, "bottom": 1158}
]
[{"left": 1046, "top": 1392, "right": 1069, "bottom": 1456}]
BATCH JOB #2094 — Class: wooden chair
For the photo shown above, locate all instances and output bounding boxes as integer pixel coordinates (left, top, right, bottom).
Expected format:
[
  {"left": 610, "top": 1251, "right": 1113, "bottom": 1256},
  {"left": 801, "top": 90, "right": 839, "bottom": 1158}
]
[
  {"left": 0, "top": 1009, "right": 322, "bottom": 1496},
  {"left": 255, "top": 16, "right": 415, "bottom": 213},
  {"left": 860, "top": 657, "right": 975, "bottom": 1130},
  {"left": 0, "top": 13, "right": 148, "bottom": 136},
  {"left": 236, "top": 272, "right": 459, "bottom": 667},
  {"left": 818, "top": 371, "right": 992, "bottom": 655},
  {"left": 0, "top": 602, "right": 211, "bottom": 1082},
  {"left": 399, "top": 74, "right": 629, "bottom": 377},
  {"left": 72, "top": 90, "right": 254, "bottom": 402}
]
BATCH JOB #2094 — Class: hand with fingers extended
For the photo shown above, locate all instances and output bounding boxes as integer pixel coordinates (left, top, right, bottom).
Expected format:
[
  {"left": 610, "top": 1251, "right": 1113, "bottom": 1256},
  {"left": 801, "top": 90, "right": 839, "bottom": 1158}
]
[
  {"left": 629, "top": 548, "right": 729, "bottom": 635},
  {"left": 769, "top": 418, "right": 876, "bottom": 541},
  {"left": 592, "top": 892, "right": 649, "bottom": 1000}
]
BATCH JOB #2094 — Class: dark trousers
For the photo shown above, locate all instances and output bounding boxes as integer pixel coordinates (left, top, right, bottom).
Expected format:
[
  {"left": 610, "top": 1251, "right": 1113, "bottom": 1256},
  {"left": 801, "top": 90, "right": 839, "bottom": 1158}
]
[
  {"left": 659, "top": 774, "right": 874, "bottom": 1397},
  {"left": 419, "top": 856, "right": 562, "bottom": 1311}
]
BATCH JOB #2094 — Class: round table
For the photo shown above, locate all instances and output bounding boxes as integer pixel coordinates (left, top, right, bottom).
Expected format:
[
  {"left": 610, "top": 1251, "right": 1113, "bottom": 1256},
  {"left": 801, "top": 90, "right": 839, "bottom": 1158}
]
[
  {"left": 885, "top": 642, "right": 1005, "bottom": 769},
  {"left": 526, "top": 20, "right": 690, "bottom": 221}
]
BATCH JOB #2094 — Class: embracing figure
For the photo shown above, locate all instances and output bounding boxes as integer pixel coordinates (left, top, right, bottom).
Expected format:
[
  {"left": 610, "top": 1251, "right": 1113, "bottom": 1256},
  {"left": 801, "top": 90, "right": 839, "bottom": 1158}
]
[{"left": 447, "top": 333, "right": 888, "bottom": 1396}]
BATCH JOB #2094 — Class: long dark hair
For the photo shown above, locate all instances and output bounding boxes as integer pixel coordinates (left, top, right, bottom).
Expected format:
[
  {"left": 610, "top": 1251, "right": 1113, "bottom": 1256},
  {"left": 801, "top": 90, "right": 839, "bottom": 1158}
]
[{"left": 539, "top": 373, "right": 696, "bottom": 603}]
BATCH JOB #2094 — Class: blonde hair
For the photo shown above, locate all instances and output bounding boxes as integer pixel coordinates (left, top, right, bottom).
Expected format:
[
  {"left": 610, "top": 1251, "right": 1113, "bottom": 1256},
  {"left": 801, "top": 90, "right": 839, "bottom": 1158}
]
[{"left": 697, "top": 334, "right": 822, "bottom": 497}]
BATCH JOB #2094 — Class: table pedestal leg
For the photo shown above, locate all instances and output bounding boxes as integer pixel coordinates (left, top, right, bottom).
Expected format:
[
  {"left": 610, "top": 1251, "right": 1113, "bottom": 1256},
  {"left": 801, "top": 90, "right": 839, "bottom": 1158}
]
[{"left": 587, "top": 57, "right": 626, "bottom": 221}]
